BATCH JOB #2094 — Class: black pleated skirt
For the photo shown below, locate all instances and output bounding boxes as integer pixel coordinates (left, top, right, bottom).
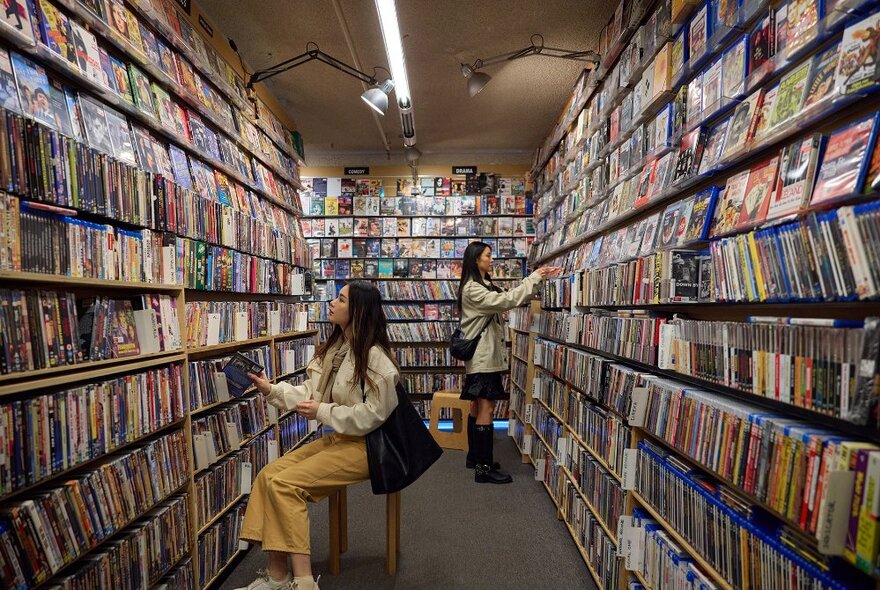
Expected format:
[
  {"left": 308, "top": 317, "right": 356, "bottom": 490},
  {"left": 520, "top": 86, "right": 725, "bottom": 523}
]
[{"left": 459, "top": 371, "right": 508, "bottom": 401}]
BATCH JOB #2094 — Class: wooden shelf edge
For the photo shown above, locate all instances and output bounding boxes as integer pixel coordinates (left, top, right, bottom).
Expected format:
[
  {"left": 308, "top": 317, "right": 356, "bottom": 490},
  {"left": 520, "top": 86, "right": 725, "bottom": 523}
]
[
  {"left": 0, "top": 270, "right": 184, "bottom": 291},
  {"left": 197, "top": 494, "right": 247, "bottom": 536}
]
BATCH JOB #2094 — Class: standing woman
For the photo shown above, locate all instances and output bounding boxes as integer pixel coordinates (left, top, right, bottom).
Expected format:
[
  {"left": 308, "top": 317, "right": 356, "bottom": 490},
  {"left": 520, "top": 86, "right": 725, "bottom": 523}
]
[
  {"left": 458, "top": 241, "right": 560, "bottom": 484},
  {"left": 237, "top": 281, "right": 399, "bottom": 590}
]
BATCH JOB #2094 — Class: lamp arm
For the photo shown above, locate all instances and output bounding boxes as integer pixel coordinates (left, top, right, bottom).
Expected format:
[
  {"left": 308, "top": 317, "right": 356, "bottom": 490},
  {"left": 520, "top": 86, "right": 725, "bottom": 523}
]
[
  {"left": 248, "top": 46, "right": 380, "bottom": 87},
  {"left": 468, "top": 43, "right": 601, "bottom": 72}
]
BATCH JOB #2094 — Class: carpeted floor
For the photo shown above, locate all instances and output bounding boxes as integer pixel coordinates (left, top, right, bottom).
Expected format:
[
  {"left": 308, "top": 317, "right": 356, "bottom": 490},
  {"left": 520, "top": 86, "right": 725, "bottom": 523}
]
[{"left": 217, "top": 434, "right": 597, "bottom": 590}]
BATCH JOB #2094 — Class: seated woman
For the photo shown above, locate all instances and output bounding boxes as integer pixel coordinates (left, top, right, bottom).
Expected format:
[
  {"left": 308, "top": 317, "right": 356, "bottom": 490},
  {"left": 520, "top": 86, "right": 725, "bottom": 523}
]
[{"left": 237, "top": 281, "right": 399, "bottom": 590}]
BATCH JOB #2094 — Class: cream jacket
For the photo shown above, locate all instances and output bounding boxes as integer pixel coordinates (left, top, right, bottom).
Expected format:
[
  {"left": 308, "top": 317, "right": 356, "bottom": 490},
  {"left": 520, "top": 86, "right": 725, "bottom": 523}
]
[
  {"left": 266, "top": 346, "right": 399, "bottom": 436},
  {"left": 460, "top": 271, "right": 544, "bottom": 374}
]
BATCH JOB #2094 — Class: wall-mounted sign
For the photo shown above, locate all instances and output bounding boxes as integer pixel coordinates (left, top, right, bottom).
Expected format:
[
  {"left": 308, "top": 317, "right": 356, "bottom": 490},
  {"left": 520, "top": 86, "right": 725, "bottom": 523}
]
[
  {"left": 198, "top": 15, "right": 214, "bottom": 37},
  {"left": 453, "top": 166, "right": 477, "bottom": 175},
  {"left": 172, "top": 0, "right": 191, "bottom": 14},
  {"left": 344, "top": 167, "right": 370, "bottom": 175}
]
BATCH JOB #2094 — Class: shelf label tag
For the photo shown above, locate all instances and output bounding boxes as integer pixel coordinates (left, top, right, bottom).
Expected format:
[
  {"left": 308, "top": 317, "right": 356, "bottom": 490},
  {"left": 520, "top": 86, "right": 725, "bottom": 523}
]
[
  {"left": 308, "top": 419, "right": 319, "bottom": 433},
  {"left": 525, "top": 403, "right": 534, "bottom": 424},
  {"left": 508, "top": 417, "right": 516, "bottom": 437},
  {"left": 234, "top": 312, "right": 248, "bottom": 341},
  {"left": 240, "top": 462, "right": 253, "bottom": 494},
  {"left": 268, "top": 439, "right": 279, "bottom": 462},
  {"left": 535, "top": 458, "right": 545, "bottom": 481},
  {"left": 623, "top": 526, "right": 645, "bottom": 571},
  {"left": 239, "top": 540, "right": 250, "bottom": 551},
  {"left": 617, "top": 515, "right": 634, "bottom": 556},
  {"left": 621, "top": 449, "right": 638, "bottom": 490},
  {"left": 213, "top": 372, "right": 230, "bottom": 402},
  {"left": 523, "top": 434, "right": 533, "bottom": 456},
  {"left": 226, "top": 422, "right": 241, "bottom": 450},
  {"left": 207, "top": 313, "right": 222, "bottom": 346},
  {"left": 817, "top": 470, "right": 856, "bottom": 555},
  {"left": 628, "top": 386, "right": 649, "bottom": 427},
  {"left": 268, "top": 405, "right": 279, "bottom": 425}
]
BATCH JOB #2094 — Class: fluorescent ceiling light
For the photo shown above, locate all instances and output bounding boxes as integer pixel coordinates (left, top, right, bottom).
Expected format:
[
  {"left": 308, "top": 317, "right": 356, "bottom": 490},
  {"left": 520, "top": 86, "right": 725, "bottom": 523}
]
[{"left": 374, "top": 0, "right": 411, "bottom": 105}]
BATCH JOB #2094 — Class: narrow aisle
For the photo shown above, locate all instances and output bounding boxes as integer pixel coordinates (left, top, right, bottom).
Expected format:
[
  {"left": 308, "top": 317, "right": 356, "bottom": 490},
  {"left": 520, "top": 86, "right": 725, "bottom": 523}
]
[{"left": 220, "top": 434, "right": 596, "bottom": 590}]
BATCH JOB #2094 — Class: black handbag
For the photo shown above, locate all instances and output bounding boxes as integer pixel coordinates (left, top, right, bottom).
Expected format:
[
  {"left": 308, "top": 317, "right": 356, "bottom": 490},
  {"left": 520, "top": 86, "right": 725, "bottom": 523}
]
[
  {"left": 449, "top": 315, "right": 493, "bottom": 361},
  {"left": 362, "top": 380, "right": 443, "bottom": 494}
]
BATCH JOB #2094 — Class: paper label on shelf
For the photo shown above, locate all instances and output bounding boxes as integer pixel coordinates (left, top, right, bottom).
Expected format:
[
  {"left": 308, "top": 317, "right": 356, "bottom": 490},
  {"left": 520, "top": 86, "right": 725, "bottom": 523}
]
[
  {"left": 566, "top": 316, "right": 579, "bottom": 343},
  {"left": 206, "top": 434, "right": 218, "bottom": 463},
  {"left": 308, "top": 419, "right": 318, "bottom": 433},
  {"left": 133, "top": 310, "right": 160, "bottom": 354},
  {"left": 657, "top": 323, "right": 678, "bottom": 370},
  {"left": 240, "top": 462, "right": 253, "bottom": 494},
  {"left": 617, "top": 515, "right": 634, "bottom": 555},
  {"left": 305, "top": 345, "right": 315, "bottom": 364},
  {"left": 535, "top": 458, "right": 545, "bottom": 481},
  {"left": 213, "top": 372, "right": 230, "bottom": 402},
  {"left": 226, "top": 422, "right": 241, "bottom": 451},
  {"left": 628, "top": 386, "right": 649, "bottom": 427},
  {"left": 267, "top": 405, "right": 279, "bottom": 425},
  {"left": 624, "top": 526, "right": 645, "bottom": 571},
  {"left": 268, "top": 439, "right": 279, "bottom": 462},
  {"left": 207, "top": 313, "right": 222, "bottom": 346},
  {"left": 284, "top": 350, "right": 296, "bottom": 373},
  {"left": 269, "top": 310, "right": 281, "bottom": 335},
  {"left": 508, "top": 418, "right": 517, "bottom": 437},
  {"left": 621, "top": 449, "right": 638, "bottom": 490},
  {"left": 523, "top": 434, "right": 533, "bottom": 456},
  {"left": 162, "top": 245, "right": 176, "bottom": 284},
  {"left": 239, "top": 540, "right": 249, "bottom": 551},
  {"left": 525, "top": 403, "right": 534, "bottom": 425},
  {"left": 235, "top": 312, "right": 248, "bottom": 341},
  {"left": 817, "top": 470, "right": 856, "bottom": 555},
  {"left": 194, "top": 434, "right": 209, "bottom": 471},
  {"left": 556, "top": 437, "right": 569, "bottom": 466},
  {"left": 291, "top": 273, "right": 305, "bottom": 296}
]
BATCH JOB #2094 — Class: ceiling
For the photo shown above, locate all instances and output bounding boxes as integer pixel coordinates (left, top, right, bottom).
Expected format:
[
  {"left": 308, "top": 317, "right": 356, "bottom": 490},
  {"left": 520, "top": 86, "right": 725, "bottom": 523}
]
[{"left": 200, "top": 0, "right": 615, "bottom": 167}]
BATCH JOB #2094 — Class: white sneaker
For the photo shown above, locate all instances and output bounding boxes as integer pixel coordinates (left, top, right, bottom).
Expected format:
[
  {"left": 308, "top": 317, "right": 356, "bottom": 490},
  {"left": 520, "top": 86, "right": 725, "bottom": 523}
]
[
  {"left": 233, "top": 569, "right": 291, "bottom": 590},
  {"left": 290, "top": 575, "right": 320, "bottom": 590}
]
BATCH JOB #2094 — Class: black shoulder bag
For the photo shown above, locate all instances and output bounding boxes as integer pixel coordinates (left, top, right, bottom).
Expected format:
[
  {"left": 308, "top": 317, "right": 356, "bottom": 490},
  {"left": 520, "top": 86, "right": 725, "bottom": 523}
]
[
  {"left": 449, "top": 314, "right": 494, "bottom": 361},
  {"left": 361, "top": 378, "right": 443, "bottom": 494}
]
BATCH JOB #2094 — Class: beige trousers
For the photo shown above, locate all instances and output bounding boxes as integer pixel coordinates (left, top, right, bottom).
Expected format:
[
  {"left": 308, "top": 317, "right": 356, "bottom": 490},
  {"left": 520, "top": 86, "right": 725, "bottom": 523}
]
[{"left": 239, "top": 432, "right": 369, "bottom": 554}]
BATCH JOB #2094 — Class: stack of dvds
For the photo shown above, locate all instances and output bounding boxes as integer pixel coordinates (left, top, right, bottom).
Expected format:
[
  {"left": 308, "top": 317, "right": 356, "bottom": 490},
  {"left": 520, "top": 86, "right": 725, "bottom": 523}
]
[
  {"left": 0, "top": 429, "right": 190, "bottom": 588},
  {"left": 566, "top": 393, "right": 631, "bottom": 479},
  {"left": 400, "top": 373, "right": 463, "bottom": 394},
  {"left": 0, "top": 289, "right": 182, "bottom": 373},
  {"left": 197, "top": 500, "right": 246, "bottom": 588},
  {"left": 511, "top": 357, "right": 529, "bottom": 392},
  {"left": 0, "top": 363, "right": 186, "bottom": 495},
  {"left": 533, "top": 372, "right": 566, "bottom": 418},
  {"left": 279, "top": 413, "right": 310, "bottom": 455},
  {"left": 508, "top": 306, "right": 533, "bottom": 332},
  {"left": 533, "top": 401, "right": 563, "bottom": 454},
  {"left": 276, "top": 338, "right": 315, "bottom": 375},
  {"left": 393, "top": 347, "right": 462, "bottom": 368},
  {"left": 153, "top": 558, "right": 195, "bottom": 590},
  {"left": 567, "top": 450, "right": 625, "bottom": 539},
  {"left": 194, "top": 454, "right": 244, "bottom": 531},
  {"left": 185, "top": 301, "right": 308, "bottom": 347},
  {"left": 634, "top": 440, "right": 868, "bottom": 589},
  {"left": 559, "top": 481, "right": 620, "bottom": 590},
  {"left": 387, "top": 321, "right": 455, "bottom": 343},
  {"left": 512, "top": 331, "right": 531, "bottom": 360},
  {"left": 541, "top": 277, "right": 571, "bottom": 309},
  {"left": 374, "top": 280, "right": 459, "bottom": 300},
  {"left": 239, "top": 428, "right": 276, "bottom": 484}
]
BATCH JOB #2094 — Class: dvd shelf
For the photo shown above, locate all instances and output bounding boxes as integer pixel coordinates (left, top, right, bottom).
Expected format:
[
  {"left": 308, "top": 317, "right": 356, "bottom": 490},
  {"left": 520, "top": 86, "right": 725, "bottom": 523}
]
[
  {"left": 0, "top": 0, "right": 317, "bottom": 585},
  {"left": 520, "top": 1, "right": 880, "bottom": 574},
  {"left": 301, "top": 174, "right": 534, "bottom": 410}
]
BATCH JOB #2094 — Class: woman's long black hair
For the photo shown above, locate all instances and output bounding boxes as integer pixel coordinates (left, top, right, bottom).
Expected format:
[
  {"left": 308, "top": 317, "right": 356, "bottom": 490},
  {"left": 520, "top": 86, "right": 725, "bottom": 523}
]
[
  {"left": 457, "top": 241, "right": 503, "bottom": 311},
  {"left": 315, "top": 281, "right": 397, "bottom": 389}
]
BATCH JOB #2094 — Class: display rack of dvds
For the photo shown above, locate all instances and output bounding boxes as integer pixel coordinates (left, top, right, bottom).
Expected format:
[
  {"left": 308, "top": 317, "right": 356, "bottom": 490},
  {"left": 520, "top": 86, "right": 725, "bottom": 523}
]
[
  {"left": 0, "top": 0, "right": 319, "bottom": 588},
  {"left": 520, "top": 0, "right": 880, "bottom": 589},
  {"left": 300, "top": 174, "right": 535, "bottom": 405}
]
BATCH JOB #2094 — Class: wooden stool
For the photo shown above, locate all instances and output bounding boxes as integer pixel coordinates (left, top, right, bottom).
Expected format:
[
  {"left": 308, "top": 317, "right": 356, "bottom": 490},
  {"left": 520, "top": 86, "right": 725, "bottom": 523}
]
[
  {"left": 428, "top": 390, "right": 471, "bottom": 451},
  {"left": 328, "top": 489, "right": 401, "bottom": 575}
]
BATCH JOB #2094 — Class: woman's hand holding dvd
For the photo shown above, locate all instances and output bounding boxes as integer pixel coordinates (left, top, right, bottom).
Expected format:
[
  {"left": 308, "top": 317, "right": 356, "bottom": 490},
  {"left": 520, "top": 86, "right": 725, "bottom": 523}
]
[{"left": 248, "top": 372, "right": 272, "bottom": 396}]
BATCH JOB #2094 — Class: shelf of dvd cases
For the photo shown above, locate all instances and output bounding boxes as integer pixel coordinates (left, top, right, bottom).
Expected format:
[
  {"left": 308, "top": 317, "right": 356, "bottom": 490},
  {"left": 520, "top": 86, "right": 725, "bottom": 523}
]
[
  {"left": 532, "top": 5, "right": 880, "bottom": 267},
  {"left": 0, "top": 23, "right": 303, "bottom": 216},
  {"left": 53, "top": 0, "right": 304, "bottom": 189}
]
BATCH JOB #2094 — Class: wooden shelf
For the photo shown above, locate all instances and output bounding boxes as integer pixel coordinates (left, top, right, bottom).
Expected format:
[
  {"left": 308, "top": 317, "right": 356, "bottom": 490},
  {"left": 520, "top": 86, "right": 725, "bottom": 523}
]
[
  {"left": 566, "top": 427, "right": 623, "bottom": 485},
  {"left": 275, "top": 366, "right": 309, "bottom": 381},
  {"left": 560, "top": 465, "right": 617, "bottom": 545},
  {"left": 194, "top": 423, "right": 274, "bottom": 475},
  {"left": 198, "top": 494, "right": 247, "bottom": 536},
  {"left": 0, "top": 271, "right": 183, "bottom": 291},
  {"left": 0, "top": 348, "right": 186, "bottom": 386},
  {"left": 0, "top": 417, "right": 186, "bottom": 504},
  {"left": 0, "top": 353, "right": 186, "bottom": 397},
  {"left": 531, "top": 426, "right": 558, "bottom": 462},
  {"left": 534, "top": 397, "right": 565, "bottom": 426},
  {"left": 630, "top": 490, "right": 734, "bottom": 590},
  {"left": 201, "top": 547, "right": 249, "bottom": 590},
  {"left": 33, "top": 480, "right": 190, "bottom": 590}
]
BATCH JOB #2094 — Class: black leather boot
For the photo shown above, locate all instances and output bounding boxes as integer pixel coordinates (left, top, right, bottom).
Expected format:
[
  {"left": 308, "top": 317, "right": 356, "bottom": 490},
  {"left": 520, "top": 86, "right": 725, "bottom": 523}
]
[
  {"left": 474, "top": 424, "right": 512, "bottom": 484},
  {"left": 465, "top": 416, "right": 502, "bottom": 469}
]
